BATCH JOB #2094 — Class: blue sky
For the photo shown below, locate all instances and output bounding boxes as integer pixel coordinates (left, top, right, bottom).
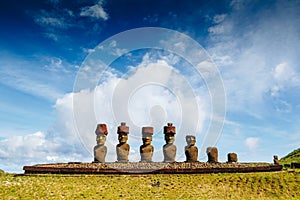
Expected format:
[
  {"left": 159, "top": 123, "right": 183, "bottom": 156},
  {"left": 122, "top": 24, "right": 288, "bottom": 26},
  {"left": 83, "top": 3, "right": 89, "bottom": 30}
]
[{"left": 1, "top": 0, "right": 300, "bottom": 173}]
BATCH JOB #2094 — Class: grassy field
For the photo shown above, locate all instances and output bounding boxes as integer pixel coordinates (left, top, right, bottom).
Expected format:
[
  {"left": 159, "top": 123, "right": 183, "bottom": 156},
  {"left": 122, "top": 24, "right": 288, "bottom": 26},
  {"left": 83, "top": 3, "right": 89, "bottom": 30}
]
[{"left": 1, "top": 171, "right": 300, "bottom": 199}]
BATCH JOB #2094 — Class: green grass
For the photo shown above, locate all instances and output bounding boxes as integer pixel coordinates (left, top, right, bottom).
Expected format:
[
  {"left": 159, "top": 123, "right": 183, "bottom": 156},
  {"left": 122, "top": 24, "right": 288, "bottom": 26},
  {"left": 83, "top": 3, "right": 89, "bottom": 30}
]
[
  {"left": 1, "top": 171, "right": 300, "bottom": 199},
  {"left": 280, "top": 148, "right": 300, "bottom": 165}
]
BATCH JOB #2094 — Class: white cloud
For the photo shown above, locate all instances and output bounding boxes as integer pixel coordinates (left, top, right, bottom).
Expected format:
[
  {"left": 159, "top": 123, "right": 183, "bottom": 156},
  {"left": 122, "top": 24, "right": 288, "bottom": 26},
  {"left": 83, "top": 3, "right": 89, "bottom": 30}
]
[
  {"left": 245, "top": 137, "right": 259, "bottom": 151},
  {"left": 35, "top": 17, "right": 66, "bottom": 28},
  {"left": 0, "top": 68, "right": 63, "bottom": 101},
  {"left": 68, "top": 57, "right": 207, "bottom": 162},
  {"left": 27, "top": 50, "right": 214, "bottom": 167},
  {"left": 207, "top": 0, "right": 300, "bottom": 116},
  {"left": 0, "top": 131, "right": 89, "bottom": 173},
  {"left": 213, "top": 14, "right": 227, "bottom": 24},
  {"left": 80, "top": 0, "right": 109, "bottom": 21}
]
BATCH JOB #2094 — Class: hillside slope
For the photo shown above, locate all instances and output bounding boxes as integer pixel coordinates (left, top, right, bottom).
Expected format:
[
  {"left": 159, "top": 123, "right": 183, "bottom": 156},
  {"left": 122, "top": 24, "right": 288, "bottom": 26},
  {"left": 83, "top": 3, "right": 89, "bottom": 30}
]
[{"left": 280, "top": 148, "right": 300, "bottom": 164}]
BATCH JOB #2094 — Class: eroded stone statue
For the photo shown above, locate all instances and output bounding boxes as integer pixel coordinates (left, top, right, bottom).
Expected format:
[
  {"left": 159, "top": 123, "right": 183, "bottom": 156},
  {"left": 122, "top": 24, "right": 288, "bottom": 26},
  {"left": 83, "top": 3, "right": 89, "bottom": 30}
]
[
  {"left": 116, "top": 122, "right": 130, "bottom": 162},
  {"left": 227, "top": 152, "right": 238, "bottom": 163},
  {"left": 185, "top": 135, "right": 198, "bottom": 162},
  {"left": 273, "top": 155, "right": 280, "bottom": 165},
  {"left": 163, "top": 123, "right": 176, "bottom": 163},
  {"left": 207, "top": 147, "right": 218, "bottom": 163},
  {"left": 140, "top": 127, "right": 154, "bottom": 162},
  {"left": 94, "top": 124, "right": 108, "bottom": 163}
]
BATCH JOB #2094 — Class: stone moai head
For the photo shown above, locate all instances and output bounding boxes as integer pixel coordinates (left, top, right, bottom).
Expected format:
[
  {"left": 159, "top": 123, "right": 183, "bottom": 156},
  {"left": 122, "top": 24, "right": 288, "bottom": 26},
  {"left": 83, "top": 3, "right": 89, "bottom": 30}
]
[
  {"left": 227, "top": 153, "right": 238, "bottom": 163},
  {"left": 142, "top": 127, "right": 153, "bottom": 145},
  {"left": 207, "top": 147, "right": 218, "bottom": 163},
  {"left": 117, "top": 122, "right": 129, "bottom": 144},
  {"left": 186, "top": 135, "right": 196, "bottom": 146},
  {"left": 95, "top": 124, "right": 108, "bottom": 145},
  {"left": 164, "top": 123, "right": 176, "bottom": 144}
]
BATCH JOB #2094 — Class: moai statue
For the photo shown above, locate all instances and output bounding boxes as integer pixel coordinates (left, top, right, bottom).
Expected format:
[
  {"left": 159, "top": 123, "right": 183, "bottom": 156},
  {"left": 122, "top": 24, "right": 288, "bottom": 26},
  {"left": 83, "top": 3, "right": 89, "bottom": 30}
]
[
  {"left": 227, "top": 153, "right": 238, "bottom": 163},
  {"left": 273, "top": 155, "right": 280, "bottom": 165},
  {"left": 163, "top": 123, "right": 177, "bottom": 163},
  {"left": 116, "top": 122, "right": 130, "bottom": 162},
  {"left": 207, "top": 147, "right": 218, "bottom": 163},
  {"left": 94, "top": 124, "right": 108, "bottom": 163},
  {"left": 140, "top": 127, "right": 154, "bottom": 162},
  {"left": 185, "top": 135, "right": 198, "bottom": 162}
]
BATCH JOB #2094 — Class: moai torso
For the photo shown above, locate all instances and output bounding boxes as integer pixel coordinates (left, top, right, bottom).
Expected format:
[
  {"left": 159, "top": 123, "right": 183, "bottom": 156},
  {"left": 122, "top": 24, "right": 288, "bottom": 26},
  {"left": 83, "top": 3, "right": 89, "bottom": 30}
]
[
  {"left": 185, "top": 135, "right": 198, "bottom": 162},
  {"left": 163, "top": 144, "right": 176, "bottom": 162},
  {"left": 94, "top": 145, "right": 107, "bottom": 163},
  {"left": 116, "top": 143, "right": 130, "bottom": 162},
  {"left": 227, "top": 153, "right": 238, "bottom": 163},
  {"left": 207, "top": 147, "right": 218, "bottom": 163},
  {"left": 273, "top": 155, "right": 280, "bottom": 165},
  {"left": 140, "top": 144, "right": 154, "bottom": 162},
  {"left": 185, "top": 145, "right": 198, "bottom": 162}
]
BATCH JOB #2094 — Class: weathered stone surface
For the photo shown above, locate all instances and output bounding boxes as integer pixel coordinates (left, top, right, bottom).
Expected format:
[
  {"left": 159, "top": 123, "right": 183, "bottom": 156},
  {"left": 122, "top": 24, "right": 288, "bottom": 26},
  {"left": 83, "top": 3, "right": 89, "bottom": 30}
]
[
  {"left": 163, "top": 144, "right": 176, "bottom": 162},
  {"left": 207, "top": 147, "right": 218, "bottom": 163},
  {"left": 227, "top": 153, "right": 238, "bottom": 163},
  {"left": 94, "top": 124, "right": 108, "bottom": 163},
  {"left": 95, "top": 124, "right": 108, "bottom": 135},
  {"left": 117, "top": 122, "right": 129, "bottom": 134},
  {"left": 116, "top": 123, "right": 130, "bottom": 162},
  {"left": 23, "top": 162, "right": 283, "bottom": 174},
  {"left": 163, "top": 123, "right": 176, "bottom": 162},
  {"left": 291, "top": 162, "right": 300, "bottom": 168},
  {"left": 140, "top": 127, "right": 154, "bottom": 162},
  {"left": 94, "top": 145, "right": 107, "bottom": 163},
  {"left": 273, "top": 155, "right": 280, "bottom": 165},
  {"left": 140, "top": 144, "right": 154, "bottom": 162},
  {"left": 116, "top": 143, "right": 130, "bottom": 162},
  {"left": 142, "top": 127, "right": 154, "bottom": 135},
  {"left": 163, "top": 123, "right": 176, "bottom": 134},
  {"left": 185, "top": 135, "right": 198, "bottom": 162}
]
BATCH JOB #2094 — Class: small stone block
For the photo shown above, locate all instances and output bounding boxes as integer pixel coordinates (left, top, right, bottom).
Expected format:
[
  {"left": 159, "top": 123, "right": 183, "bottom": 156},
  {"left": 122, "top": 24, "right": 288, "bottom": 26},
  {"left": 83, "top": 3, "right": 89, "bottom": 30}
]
[
  {"left": 117, "top": 122, "right": 129, "bottom": 134},
  {"left": 95, "top": 124, "right": 108, "bottom": 135},
  {"left": 164, "top": 123, "right": 176, "bottom": 134}
]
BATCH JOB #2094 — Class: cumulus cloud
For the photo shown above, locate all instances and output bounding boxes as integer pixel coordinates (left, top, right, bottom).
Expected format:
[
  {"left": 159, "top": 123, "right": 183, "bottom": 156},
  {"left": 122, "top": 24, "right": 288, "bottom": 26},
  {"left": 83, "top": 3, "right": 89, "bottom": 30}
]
[
  {"left": 245, "top": 137, "right": 259, "bottom": 151},
  {"left": 0, "top": 131, "right": 89, "bottom": 173},
  {"left": 80, "top": 0, "right": 109, "bottom": 20},
  {"left": 207, "top": 0, "right": 300, "bottom": 116},
  {"left": 69, "top": 55, "right": 208, "bottom": 162},
  {"left": 0, "top": 51, "right": 213, "bottom": 172}
]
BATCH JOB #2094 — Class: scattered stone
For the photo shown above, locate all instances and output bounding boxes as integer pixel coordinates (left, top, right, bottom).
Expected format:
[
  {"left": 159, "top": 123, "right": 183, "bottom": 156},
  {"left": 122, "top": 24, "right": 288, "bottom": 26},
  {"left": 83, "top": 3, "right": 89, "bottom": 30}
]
[
  {"left": 185, "top": 135, "right": 198, "bottom": 162},
  {"left": 227, "top": 153, "right": 238, "bottom": 163},
  {"left": 207, "top": 147, "right": 218, "bottom": 163},
  {"left": 273, "top": 155, "right": 280, "bottom": 165},
  {"left": 291, "top": 162, "right": 300, "bottom": 168}
]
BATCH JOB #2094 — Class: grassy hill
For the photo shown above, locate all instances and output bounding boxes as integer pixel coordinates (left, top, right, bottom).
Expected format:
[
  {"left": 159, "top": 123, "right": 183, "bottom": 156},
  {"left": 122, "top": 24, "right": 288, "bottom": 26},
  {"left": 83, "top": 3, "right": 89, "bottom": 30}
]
[
  {"left": 1, "top": 172, "right": 300, "bottom": 199},
  {"left": 280, "top": 148, "right": 300, "bottom": 165}
]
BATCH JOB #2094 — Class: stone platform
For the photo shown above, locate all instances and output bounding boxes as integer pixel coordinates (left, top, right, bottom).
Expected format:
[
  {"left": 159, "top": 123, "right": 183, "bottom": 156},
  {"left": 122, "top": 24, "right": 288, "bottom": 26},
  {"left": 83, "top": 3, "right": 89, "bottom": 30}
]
[{"left": 23, "top": 162, "right": 282, "bottom": 174}]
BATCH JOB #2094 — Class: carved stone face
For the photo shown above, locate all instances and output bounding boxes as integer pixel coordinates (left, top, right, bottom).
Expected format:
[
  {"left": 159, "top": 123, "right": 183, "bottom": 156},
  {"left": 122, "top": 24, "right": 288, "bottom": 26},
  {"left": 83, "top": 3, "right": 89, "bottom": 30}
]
[
  {"left": 186, "top": 137, "right": 196, "bottom": 146},
  {"left": 142, "top": 136, "right": 152, "bottom": 145},
  {"left": 96, "top": 134, "right": 107, "bottom": 145},
  {"left": 118, "top": 133, "right": 128, "bottom": 144},
  {"left": 165, "top": 134, "right": 175, "bottom": 144}
]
